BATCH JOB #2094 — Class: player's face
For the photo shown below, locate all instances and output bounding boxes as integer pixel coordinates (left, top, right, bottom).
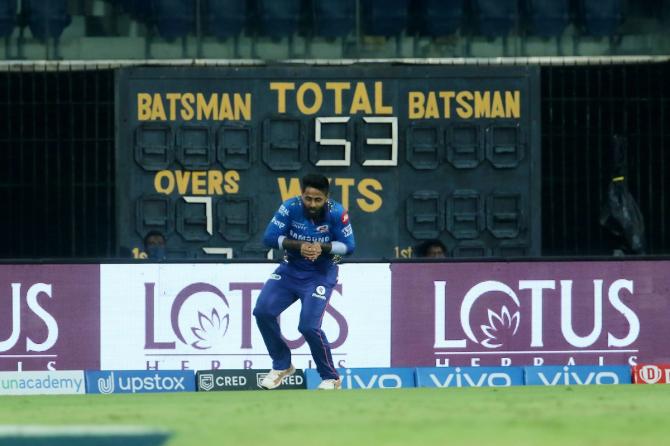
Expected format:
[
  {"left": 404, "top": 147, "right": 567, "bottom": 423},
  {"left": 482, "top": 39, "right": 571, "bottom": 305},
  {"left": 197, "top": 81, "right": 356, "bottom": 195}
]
[
  {"left": 301, "top": 187, "right": 328, "bottom": 218},
  {"left": 426, "top": 246, "right": 446, "bottom": 258}
]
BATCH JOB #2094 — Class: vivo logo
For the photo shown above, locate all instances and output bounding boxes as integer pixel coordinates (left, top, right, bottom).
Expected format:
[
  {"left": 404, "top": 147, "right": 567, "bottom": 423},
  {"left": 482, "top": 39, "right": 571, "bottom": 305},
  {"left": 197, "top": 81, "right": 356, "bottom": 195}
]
[
  {"left": 534, "top": 366, "right": 621, "bottom": 386},
  {"left": 429, "top": 368, "right": 513, "bottom": 387},
  {"left": 0, "top": 283, "right": 58, "bottom": 353},
  {"left": 343, "top": 370, "right": 403, "bottom": 389},
  {"left": 434, "top": 279, "right": 639, "bottom": 350}
]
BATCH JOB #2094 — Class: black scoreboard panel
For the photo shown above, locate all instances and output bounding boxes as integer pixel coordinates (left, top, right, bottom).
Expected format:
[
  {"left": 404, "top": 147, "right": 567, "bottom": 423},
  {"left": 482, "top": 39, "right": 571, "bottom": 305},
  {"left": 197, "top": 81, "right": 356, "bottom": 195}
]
[{"left": 116, "top": 65, "right": 540, "bottom": 259}]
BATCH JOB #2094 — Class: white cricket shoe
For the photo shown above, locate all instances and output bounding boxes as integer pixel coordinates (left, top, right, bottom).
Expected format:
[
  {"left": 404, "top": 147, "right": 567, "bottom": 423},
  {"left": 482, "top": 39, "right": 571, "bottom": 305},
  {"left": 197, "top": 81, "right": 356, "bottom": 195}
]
[
  {"left": 317, "top": 378, "right": 342, "bottom": 390},
  {"left": 260, "top": 365, "right": 296, "bottom": 390}
]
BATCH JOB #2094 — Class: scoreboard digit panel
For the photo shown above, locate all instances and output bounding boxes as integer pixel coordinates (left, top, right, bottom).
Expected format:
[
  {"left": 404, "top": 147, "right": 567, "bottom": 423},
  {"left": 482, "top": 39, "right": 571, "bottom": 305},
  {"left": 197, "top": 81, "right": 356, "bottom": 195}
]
[{"left": 116, "top": 65, "right": 540, "bottom": 259}]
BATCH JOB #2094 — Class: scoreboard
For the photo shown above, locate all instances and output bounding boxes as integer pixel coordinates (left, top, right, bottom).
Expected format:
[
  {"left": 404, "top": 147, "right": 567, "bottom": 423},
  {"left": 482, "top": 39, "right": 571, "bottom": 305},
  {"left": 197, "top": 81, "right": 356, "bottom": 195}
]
[{"left": 116, "top": 64, "right": 540, "bottom": 259}]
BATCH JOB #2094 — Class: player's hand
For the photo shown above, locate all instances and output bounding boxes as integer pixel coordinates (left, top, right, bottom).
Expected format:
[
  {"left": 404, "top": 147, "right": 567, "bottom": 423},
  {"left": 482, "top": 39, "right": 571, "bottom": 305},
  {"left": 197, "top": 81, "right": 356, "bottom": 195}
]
[{"left": 301, "top": 242, "right": 321, "bottom": 261}]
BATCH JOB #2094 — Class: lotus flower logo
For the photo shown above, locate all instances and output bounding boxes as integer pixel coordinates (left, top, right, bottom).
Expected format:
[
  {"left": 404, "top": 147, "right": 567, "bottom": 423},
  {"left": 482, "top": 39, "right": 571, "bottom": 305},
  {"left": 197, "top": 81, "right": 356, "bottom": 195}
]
[
  {"left": 190, "top": 308, "right": 229, "bottom": 350},
  {"left": 480, "top": 305, "right": 520, "bottom": 348}
]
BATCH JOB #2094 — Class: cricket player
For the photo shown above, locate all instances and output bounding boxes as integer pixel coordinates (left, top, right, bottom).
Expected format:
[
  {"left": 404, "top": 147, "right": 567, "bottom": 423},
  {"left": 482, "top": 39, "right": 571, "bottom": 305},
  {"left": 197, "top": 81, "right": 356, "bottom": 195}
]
[{"left": 254, "top": 174, "right": 356, "bottom": 390}]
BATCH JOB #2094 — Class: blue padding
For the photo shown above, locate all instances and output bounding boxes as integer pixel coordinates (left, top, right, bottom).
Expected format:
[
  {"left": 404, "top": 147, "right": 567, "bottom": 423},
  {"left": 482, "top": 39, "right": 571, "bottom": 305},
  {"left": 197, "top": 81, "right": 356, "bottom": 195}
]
[
  {"left": 416, "top": 366, "right": 525, "bottom": 388},
  {"left": 118, "top": 0, "right": 154, "bottom": 22},
  {"left": 525, "top": 0, "right": 570, "bottom": 37},
  {"left": 152, "top": 0, "right": 194, "bottom": 40},
  {"left": 204, "top": 0, "right": 246, "bottom": 39},
  {"left": 361, "top": 0, "right": 409, "bottom": 36},
  {"left": 313, "top": 0, "right": 355, "bottom": 38},
  {"left": 581, "top": 0, "right": 623, "bottom": 36},
  {"left": 257, "top": 0, "right": 301, "bottom": 38},
  {"left": 474, "top": 0, "right": 517, "bottom": 37},
  {"left": 23, "top": 0, "right": 71, "bottom": 40},
  {"left": 305, "top": 368, "right": 416, "bottom": 389},
  {"left": 524, "top": 365, "right": 632, "bottom": 386},
  {"left": 0, "top": 0, "right": 16, "bottom": 37},
  {"left": 418, "top": 0, "right": 465, "bottom": 37}
]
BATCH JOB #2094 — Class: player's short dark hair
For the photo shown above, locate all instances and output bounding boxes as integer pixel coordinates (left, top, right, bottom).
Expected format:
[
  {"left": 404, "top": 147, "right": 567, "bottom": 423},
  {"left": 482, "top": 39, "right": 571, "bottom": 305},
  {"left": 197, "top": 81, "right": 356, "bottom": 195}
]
[
  {"left": 143, "top": 230, "right": 166, "bottom": 247},
  {"left": 301, "top": 173, "right": 330, "bottom": 195},
  {"left": 416, "top": 239, "right": 447, "bottom": 257}
]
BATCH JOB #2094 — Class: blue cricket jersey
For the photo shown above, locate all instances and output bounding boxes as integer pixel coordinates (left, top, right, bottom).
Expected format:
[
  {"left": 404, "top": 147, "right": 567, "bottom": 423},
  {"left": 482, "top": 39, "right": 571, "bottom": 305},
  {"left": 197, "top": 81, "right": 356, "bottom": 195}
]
[{"left": 262, "top": 196, "right": 356, "bottom": 276}]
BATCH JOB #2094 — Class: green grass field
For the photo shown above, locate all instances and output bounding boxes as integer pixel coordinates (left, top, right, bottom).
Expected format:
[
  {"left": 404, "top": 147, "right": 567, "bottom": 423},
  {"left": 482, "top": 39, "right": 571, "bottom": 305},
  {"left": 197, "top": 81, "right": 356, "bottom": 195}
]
[{"left": 1, "top": 386, "right": 669, "bottom": 446}]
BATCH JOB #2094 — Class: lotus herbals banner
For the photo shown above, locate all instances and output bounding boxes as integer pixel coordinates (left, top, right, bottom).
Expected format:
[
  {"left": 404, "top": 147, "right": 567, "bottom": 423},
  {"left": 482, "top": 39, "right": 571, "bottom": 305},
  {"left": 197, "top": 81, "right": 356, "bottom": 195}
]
[{"left": 390, "top": 261, "right": 670, "bottom": 367}]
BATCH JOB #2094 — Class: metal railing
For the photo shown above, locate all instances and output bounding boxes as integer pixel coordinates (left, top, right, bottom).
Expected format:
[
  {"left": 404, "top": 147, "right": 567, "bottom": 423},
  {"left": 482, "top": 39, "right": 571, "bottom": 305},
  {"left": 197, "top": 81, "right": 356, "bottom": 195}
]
[{"left": 0, "top": 64, "right": 115, "bottom": 258}]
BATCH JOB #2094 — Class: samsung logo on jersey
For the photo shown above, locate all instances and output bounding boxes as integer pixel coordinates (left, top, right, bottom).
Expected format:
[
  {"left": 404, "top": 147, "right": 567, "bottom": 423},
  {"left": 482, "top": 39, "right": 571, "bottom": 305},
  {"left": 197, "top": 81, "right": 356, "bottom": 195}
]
[{"left": 288, "top": 229, "right": 329, "bottom": 243}]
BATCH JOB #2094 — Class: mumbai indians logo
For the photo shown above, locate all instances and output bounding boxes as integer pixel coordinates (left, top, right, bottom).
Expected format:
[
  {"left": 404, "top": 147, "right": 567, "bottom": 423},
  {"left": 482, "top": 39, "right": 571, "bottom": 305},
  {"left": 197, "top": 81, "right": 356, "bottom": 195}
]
[
  {"left": 98, "top": 373, "right": 115, "bottom": 394},
  {"left": 311, "top": 286, "right": 327, "bottom": 300}
]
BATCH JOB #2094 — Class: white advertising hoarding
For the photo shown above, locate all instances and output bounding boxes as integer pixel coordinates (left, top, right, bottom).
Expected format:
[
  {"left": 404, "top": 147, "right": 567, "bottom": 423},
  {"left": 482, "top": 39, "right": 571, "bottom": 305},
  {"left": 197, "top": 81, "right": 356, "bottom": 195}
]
[
  {"left": 0, "top": 371, "right": 85, "bottom": 395},
  {"left": 100, "top": 263, "right": 391, "bottom": 371}
]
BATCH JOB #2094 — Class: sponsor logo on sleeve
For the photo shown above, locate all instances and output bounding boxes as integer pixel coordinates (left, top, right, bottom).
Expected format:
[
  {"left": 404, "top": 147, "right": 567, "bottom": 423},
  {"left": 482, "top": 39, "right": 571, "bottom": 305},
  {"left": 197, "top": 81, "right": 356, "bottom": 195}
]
[
  {"left": 341, "top": 212, "right": 349, "bottom": 224},
  {"left": 271, "top": 217, "right": 285, "bottom": 229},
  {"left": 342, "top": 224, "right": 353, "bottom": 238},
  {"left": 291, "top": 222, "right": 306, "bottom": 230}
]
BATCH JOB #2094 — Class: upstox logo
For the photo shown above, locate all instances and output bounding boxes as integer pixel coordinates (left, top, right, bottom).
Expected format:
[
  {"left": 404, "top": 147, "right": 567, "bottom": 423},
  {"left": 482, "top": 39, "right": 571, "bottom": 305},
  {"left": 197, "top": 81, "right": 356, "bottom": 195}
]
[
  {"left": 85, "top": 370, "right": 195, "bottom": 394},
  {"left": 97, "top": 373, "right": 115, "bottom": 394}
]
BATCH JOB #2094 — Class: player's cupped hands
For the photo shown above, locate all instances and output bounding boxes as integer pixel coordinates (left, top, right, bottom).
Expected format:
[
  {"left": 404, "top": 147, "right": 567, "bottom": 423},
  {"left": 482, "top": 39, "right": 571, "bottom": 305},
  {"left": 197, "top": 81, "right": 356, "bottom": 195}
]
[{"left": 301, "top": 242, "right": 322, "bottom": 261}]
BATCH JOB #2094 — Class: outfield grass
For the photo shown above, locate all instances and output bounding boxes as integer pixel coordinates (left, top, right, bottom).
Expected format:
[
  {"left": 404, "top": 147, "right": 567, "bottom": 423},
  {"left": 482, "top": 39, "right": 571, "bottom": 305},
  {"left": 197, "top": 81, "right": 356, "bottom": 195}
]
[{"left": 1, "top": 386, "right": 669, "bottom": 446}]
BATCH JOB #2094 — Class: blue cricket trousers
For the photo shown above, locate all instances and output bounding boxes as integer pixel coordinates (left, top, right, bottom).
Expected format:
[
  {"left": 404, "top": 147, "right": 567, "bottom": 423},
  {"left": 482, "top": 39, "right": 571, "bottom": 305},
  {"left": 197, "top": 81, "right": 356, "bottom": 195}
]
[{"left": 253, "top": 263, "right": 339, "bottom": 380}]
